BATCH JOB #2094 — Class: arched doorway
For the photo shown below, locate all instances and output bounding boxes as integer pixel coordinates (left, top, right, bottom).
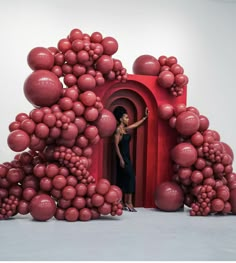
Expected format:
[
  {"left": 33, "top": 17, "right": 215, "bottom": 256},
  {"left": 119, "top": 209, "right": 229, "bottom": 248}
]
[
  {"left": 103, "top": 90, "right": 148, "bottom": 207},
  {"left": 91, "top": 74, "right": 186, "bottom": 208}
]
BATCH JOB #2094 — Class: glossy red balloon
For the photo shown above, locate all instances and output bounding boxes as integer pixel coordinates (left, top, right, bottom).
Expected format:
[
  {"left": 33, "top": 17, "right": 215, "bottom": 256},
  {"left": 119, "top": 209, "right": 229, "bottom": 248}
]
[
  {"left": 176, "top": 111, "right": 200, "bottom": 136},
  {"left": 133, "top": 55, "right": 160, "bottom": 76},
  {"left": 171, "top": 143, "right": 197, "bottom": 167},
  {"left": 93, "top": 109, "right": 116, "bottom": 138},
  {"left": 24, "top": 70, "right": 63, "bottom": 107},
  {"left": 8, "top": 129, "right": 30, "bottom": 152},
  {"left": 154, "top": 181, "right": 184, "bottom": 211},
  {"left": 101, "top": 37, "right": 118, "bottom": 55},
  {"left": 27, "top": 47, "right": 54, "bottom": 70},
  {"left": 158, "top": 104, "right": 174, "bottom": 120}
]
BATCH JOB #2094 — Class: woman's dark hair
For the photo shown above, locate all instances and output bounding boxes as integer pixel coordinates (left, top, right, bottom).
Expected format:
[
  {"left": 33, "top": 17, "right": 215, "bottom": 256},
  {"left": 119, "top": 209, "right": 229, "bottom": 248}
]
[{"left": 113, "top": 106, "right": 127, "bottom": 123}]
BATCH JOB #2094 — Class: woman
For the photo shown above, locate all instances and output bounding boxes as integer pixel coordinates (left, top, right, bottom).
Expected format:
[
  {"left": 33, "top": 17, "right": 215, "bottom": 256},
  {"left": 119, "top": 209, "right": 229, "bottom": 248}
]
[{"left": 113, "top": 106, "right": 148, "bottom": 212}]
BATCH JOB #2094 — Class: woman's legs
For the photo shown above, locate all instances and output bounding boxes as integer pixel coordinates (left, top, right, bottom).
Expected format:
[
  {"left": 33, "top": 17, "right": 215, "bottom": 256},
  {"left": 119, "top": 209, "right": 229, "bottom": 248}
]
[{"left": 124, "top": 193, "right": 137, "bottom": 212}]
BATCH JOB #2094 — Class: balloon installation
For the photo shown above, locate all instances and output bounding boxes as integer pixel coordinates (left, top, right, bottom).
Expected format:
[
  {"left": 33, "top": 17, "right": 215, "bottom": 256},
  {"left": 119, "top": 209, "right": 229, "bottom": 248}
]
[
  {"left": 1, "top": 27, "right": 235, "bottom": 222},
  {"left": 0, "top": 28, "right": 126, "bottom": 221},
  {"left": 157, "top": 103, "right": 236, "bottom": 216}
]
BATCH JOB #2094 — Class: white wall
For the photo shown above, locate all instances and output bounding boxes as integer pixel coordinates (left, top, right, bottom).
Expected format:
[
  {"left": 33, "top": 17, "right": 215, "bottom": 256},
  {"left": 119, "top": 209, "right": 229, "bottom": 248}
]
[{"left": 0, "top": 0, "right": 236, "bottom": 168}]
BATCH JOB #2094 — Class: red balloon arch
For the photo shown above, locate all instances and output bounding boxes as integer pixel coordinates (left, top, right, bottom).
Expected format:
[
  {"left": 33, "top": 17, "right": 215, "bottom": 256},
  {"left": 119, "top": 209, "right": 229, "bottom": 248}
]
[{"left": 0, "top": 28, "right": 235, "bottom": 221}]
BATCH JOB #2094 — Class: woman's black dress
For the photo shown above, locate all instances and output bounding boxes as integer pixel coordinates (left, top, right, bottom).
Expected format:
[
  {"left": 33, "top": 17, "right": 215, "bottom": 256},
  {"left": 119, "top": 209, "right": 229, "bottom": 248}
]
[{"left": 116, "top": 133, "right": 135, "bottom": 194}]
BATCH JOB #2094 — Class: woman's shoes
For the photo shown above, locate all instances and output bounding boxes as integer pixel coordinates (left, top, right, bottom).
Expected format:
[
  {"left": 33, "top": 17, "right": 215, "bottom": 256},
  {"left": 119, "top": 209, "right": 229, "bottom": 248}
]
[{"left": 125, "top": 203, "right": 137, "bottom": 212}]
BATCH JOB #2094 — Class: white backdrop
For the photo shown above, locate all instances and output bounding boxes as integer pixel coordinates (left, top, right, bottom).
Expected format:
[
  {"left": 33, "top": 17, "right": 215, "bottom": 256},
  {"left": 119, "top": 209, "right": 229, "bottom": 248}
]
[{"left": 0, "top": 0, "right": 236, "bottom": 169}]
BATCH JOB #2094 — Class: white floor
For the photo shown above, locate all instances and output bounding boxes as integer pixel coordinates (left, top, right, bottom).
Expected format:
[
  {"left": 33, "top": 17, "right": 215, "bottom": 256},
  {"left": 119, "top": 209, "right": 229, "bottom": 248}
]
[{"left": 1, "top": 207, "right": 235, "bottom": 261}]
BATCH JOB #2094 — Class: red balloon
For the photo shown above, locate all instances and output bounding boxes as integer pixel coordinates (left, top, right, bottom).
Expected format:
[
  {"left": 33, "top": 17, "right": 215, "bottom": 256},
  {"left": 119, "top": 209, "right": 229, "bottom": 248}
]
[
  {"left": 79, "top": 91, "right": 97, "bottom": 106},
  {"left": 27, "top": 47, "right": 54, "bottom": 70},
  {"left": 20, "top": 119, "right": 36, "bottom": 134},
  {"left": 24, "top": 70, "right": 63, "bottom": 107},
  {"left": 158, "top": 104, "right": 174, "bottom": 120},
  {"left": 132, "top": 55, "right": 160, "bottom": 76},
  {"left": 40, "top": 177, "right": 53, "bottom": 192},
  {"left": 198, "top": 115, "right": 209, "bottom": 132},
  {"left": 101, "top": 37, "right": 118, "bottom": 55},
  {"left": 77, "top": 74, "right": 96, "bottom": 91},
  {"left": 171, "top": 143, "right": 197, "bottom": 167},
  {"left": 57, "top": 38, "right": 72, "bottom": 53},
  {"left": 79, "top": 208, "right": 92, "bottom": 221},
  {"left": 29, "top": 194, "right": 56, "bottom": 221},
  {"left": 154, "top": 181, "right": 184, "bottom": 211},
  {"left": 6, "top": 168, "right": 24, "bottom": 184},
  {"left": 105, "top": 190, "right": 119, "bottom": 203},
  {"left": 75, "top": 183, "right": 87, "bottom": 196},
  {"left": 72, "top": 196, "right": 86, "bottom": 209},
  {"left": 176, "top": 111, "right": 200, "bottom": 136},
  {"left": 211, "top": 198, "right": 224, "bottom": 212},
  {"left": 93, "top": 109, "right": 117, "bottom": 138},
  {"left": 65, "top": 207, "right": 79, "bottom": 222},
  {"left": 96, "top": 55, "right": 114, "bottom": 74},
  {"left": 54, "top": 208, "right": 65, "bottom": 220},
  {"left": 62, "top": 186, "right": 76, "bottom": 200},
  {"left": 84, "top": 107, "right": 99, "bottom": 122},
  {"left": 35, "top": 123, "right": 50, "bottom": 139},
  {"left": 61, "top": 123, "right": 78, "bottom": 140},
  {"left": 52, "top": 175, "right": 67, "bottom": 189},
  {"left": 69, "top": 28, "right": 83, "bottom": 42},
  {"left": 8, "top": 129, "right": 30, "bottom": 152},
  {"left": 191, "top": 132, "right": 204, "bottom": 147},
  {"left": 221, "top": 142, "right": 234, "bottom": 160},
  {"left": 170, "top": 63, "right": 184, "bottom": 75},
  {"left": 157, "top": 71, "right": 175, "bottom": 88},
  {"left": 18, "top": 200, "right": 29, "bottom": 215},
  {"left": 91, "top": 193, "right": 105, "bottom": 207},
  {"left": 98, "top": 202, "right": 112, "bottom": 215},
  {"left": 84, "top": 125, "right": 98, "bottom": 140}
]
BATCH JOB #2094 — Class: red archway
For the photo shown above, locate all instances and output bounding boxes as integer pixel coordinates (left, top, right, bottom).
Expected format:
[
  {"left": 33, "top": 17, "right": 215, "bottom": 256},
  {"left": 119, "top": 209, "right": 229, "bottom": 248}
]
[{"left": 91, "top": 74, "right": 186, "bottom": 207}]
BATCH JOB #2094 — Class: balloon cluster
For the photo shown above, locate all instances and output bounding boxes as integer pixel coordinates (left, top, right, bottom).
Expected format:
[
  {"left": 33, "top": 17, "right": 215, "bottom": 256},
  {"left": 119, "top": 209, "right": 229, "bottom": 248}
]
[
  {"left": 132, "top": 54, "right": 188, "bottom": 97},
  {"left": 158, "top": 103, "right": 236, "bottom": 216},
  {"left": 0, "top": 28, "right": 126, "bottom": 221}
]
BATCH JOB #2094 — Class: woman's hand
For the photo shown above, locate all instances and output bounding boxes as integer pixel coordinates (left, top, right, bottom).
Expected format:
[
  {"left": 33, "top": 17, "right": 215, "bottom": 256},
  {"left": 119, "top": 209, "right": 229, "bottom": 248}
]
[{"left": 120, "top": 159, "right": 125, "bottom": 168}]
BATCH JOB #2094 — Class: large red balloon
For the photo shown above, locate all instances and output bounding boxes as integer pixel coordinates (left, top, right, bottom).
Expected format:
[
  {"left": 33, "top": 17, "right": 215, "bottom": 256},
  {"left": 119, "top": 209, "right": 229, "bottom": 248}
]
[
  {"left": 157, "top": 71, "right": 175, "bottom": 88},
  {"left": 8, "top": 129, "right": 30, "bottom": 152},
  {"left": 132, "top": 55, "right": 160, "bottom": 76},
  {"left": 171, "top": 142, "right": 198, "bottom": 167},
  {"left": 27, "top": 47, "right": 54, "bottom": 70},
  {"left": 154, "top": 181, "right": 184, "bottom": 211},
  {"left": 24, "top": 70, "right": 63, "bottom": 107},
  {"left": 176, "top": 111, "right": 200, "bottom": 136},
  {"left": 93, "top": 109, "right": 117, "bottom": 137},
  {"left": 29, "top": 194, "right": 56, "bottom": 221},
  {"left": 101, "top": 37, "right": 118, "bottom": 55}
]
